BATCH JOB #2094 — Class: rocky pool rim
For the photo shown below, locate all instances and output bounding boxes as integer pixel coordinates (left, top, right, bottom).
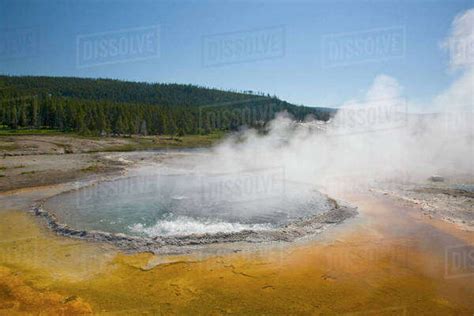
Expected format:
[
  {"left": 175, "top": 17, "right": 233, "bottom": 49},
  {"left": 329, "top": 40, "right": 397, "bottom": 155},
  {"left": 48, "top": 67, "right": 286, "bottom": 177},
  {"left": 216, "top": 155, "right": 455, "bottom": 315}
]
[{"left": 30, "top": 174, "right": 358, "bottom": 254}]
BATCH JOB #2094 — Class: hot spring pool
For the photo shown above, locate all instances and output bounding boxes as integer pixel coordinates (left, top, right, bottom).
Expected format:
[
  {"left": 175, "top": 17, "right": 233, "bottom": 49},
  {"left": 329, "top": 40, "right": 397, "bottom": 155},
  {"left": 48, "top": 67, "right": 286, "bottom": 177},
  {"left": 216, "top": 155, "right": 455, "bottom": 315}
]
[{"left": 44, "top": 170, "right": 335, "bottom": 239}]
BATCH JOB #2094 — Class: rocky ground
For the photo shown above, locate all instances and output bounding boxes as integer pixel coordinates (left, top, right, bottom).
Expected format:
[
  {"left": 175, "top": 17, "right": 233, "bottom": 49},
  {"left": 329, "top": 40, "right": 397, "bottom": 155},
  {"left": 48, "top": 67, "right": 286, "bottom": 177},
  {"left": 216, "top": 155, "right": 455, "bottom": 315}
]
[
  {"left": 373, "top": 174, "right": 474, "bottom": 231},
  {"left": 0, "top": 134, "right": 220, "bottom": 192},
  {"left": 2, "top": 135, "right": 472, "bottom": 234},
  {"left": 0, "top": 135, "right": 473, "bottom": 314}
]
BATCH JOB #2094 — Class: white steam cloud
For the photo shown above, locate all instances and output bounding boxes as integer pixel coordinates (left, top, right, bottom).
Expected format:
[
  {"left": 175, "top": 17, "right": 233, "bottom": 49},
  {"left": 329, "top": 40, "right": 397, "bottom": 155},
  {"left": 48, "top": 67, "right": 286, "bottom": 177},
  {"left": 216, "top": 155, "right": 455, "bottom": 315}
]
[
  {"left": 186, "top": 8, "right": 473, "bottom": 196},
  {"left": 441, "top": 8, "right": 474, "bottom": 70},
  {"left": 435, "top": 8, "right": 474, "bottom": 112},
  {"left": 148, "top": 10, "right": 474, "bottom": 204}
]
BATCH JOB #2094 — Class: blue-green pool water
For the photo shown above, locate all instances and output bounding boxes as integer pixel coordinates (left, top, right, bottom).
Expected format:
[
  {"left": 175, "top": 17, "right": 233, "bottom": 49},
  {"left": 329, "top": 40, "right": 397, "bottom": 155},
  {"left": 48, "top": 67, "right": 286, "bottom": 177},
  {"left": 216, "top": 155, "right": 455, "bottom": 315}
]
[{"left": 45, "top": 172, "right": 332, "bottom": 237}]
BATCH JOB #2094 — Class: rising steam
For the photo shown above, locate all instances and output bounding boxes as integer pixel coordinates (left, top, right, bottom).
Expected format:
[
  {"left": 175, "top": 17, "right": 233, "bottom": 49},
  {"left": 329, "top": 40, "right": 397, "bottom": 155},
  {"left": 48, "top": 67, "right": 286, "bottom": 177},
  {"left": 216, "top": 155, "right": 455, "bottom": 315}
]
[{"left": 189, "top": 8, "right": 473, "bottom": 195}]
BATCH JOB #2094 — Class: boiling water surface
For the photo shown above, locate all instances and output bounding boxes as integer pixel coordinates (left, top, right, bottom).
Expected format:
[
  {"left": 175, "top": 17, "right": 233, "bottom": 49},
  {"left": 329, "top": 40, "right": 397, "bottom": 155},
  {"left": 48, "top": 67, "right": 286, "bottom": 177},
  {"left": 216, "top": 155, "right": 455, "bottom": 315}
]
[{"left": 45, "top": 171, "right": 332, "bottom": 237}]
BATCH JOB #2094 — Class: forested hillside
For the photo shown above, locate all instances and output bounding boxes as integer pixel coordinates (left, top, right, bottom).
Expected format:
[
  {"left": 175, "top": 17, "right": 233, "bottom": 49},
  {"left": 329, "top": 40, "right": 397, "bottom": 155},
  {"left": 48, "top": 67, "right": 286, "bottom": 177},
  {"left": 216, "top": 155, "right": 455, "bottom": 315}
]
[{"left": 0, "top": 76, "right": 334, "bottom": 136}]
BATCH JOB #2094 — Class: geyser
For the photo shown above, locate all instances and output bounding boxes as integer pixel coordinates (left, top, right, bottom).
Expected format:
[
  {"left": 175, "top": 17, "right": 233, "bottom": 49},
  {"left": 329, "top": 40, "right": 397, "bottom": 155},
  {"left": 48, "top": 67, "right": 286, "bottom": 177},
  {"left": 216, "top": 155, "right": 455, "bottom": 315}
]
[{"left": 43, "top": 169, "right": 337, "bottom": 239}]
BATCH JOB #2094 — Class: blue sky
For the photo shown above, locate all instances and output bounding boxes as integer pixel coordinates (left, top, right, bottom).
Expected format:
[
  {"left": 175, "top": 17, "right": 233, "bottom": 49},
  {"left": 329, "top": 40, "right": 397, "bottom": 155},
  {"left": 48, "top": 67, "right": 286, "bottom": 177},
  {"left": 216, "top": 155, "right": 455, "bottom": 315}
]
[{"left": 0, "top": 0, "right": 472, "bottom": 108}]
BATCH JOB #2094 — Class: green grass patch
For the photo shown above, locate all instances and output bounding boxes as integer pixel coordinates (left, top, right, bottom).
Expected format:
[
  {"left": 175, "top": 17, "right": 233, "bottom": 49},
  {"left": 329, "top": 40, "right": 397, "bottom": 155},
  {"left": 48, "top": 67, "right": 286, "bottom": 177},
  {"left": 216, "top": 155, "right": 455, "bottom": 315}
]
[
  {"left": 20, "top": 170, "right": 36, "bottom": 175},
  {"left": 0, "top": 128, "right": 71, "bottom": 136},
  {"left": 0, "top": 143, "right": 19, "bottom": 151},
  {"left": 98, "top": 133, "right": 225, "bottom": 152},
  {"left": 0, "top": 165, "right": 26, "bottom": 171},
  {"left": 100, "top": 144, "right": 138, "bottom": 152},
  {"left": 0, "top": 131, "right": 227, "bottom": 153},
  {"left": 80, "top": 165, "right": 103, "bottom": 172}
]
